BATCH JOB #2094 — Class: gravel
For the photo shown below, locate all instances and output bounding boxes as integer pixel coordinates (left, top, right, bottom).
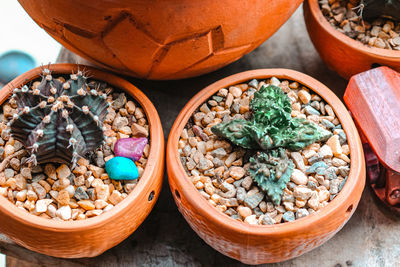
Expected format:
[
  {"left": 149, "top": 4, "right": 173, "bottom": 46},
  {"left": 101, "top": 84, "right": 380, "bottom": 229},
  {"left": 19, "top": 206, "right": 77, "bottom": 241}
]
[{"left": 320, "top": 0, "right": 400, "bottom": 50}]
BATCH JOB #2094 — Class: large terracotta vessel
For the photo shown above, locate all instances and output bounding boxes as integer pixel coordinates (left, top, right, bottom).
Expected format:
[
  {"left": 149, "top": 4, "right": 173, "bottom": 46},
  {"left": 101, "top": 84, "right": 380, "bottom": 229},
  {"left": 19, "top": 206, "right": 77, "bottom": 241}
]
[
  {"left": 304, "top": 0, "right": 400, "bottom": 80},
  {"left": 167, "top": 69, "right": 365, "bottom": 264},
  {"left": 18, "top": 0, "right": 303, "bottom": 80},
  {"left": 0, "top": 64, "right": 165, "bottom": 258}
]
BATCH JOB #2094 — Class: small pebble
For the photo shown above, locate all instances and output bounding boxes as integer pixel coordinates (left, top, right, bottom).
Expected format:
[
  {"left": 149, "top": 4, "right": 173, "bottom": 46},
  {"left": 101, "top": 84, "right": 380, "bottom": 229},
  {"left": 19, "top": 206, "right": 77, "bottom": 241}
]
[
  {"left": 105, "top": 157, "right": 139, "bottom": 180},
  {"left": 114, "top": 137, "right": 148, "bottom": 161}
]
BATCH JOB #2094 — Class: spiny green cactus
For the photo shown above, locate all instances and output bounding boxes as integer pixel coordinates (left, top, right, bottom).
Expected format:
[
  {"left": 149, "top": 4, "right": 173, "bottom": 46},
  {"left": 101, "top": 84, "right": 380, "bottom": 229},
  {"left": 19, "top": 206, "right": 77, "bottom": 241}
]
[
  {"left": 9, "top": 69, "right": 109, "bottom": 167},
  {"left": 248, "top": 149, "right": 294, "bottom": 205},
  {"left": 211, "top": 85, "right": 332, "bottom": 151},
  {"left": 359, "top": 0, "right": 400, "bottom": 21}
]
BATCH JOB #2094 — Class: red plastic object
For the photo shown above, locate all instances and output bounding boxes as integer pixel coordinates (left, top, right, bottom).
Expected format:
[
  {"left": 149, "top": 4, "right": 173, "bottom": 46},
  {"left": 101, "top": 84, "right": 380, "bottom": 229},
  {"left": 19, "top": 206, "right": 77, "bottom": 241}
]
[{"left": 344, "top": 66, "right": 400, "bottom": 212}]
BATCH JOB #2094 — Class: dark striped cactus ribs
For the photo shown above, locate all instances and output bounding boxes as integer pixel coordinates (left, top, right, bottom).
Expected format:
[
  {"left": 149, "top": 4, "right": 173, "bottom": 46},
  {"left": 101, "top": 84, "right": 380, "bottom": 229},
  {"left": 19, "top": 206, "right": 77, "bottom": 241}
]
[{"left": 9, "top": 69, "right": 108, "bottom": 167}]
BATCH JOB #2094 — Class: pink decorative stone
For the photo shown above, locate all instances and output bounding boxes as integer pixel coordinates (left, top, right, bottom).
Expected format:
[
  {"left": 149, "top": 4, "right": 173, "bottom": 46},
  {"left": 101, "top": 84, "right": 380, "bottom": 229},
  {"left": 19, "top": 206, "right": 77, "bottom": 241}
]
[{"left": 114, "top": 137, "right": 148, "bottom": 161}]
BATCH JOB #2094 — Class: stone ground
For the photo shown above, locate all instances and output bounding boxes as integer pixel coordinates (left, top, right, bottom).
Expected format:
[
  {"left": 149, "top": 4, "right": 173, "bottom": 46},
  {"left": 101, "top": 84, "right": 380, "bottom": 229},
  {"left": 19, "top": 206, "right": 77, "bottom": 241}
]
[{"left": 1, "top": 5, "right": 400, "bottom": 267}]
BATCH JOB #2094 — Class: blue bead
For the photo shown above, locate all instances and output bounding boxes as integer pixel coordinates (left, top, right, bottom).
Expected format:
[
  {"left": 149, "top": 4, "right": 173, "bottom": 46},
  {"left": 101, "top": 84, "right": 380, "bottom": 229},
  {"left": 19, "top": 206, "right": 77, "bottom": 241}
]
[{"left": 105, "top": 157, "right": 139, "bottom": 181}]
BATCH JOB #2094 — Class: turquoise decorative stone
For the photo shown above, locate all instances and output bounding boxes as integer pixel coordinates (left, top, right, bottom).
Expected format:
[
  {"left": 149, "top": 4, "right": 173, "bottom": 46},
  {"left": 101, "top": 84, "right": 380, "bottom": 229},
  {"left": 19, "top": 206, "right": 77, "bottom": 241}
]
[{"left": 105, "top": 157, "right": 139, "bottom": 180}]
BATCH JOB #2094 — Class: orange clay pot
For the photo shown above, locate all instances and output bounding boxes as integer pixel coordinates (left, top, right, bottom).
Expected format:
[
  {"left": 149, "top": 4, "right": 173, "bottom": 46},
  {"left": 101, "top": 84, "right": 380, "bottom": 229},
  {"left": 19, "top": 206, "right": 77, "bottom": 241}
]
[
  {"left": 167, "top": 69, "right": 365, "bottom": 264},
  {"left": 0, "top": 64, "right": 164, "bottom": 258},
  {"left": 304, "top": 0, "right": 400, "bottom": 80},
  {"left": 17, "top": 0, "right": 302, "bottom": 80}
]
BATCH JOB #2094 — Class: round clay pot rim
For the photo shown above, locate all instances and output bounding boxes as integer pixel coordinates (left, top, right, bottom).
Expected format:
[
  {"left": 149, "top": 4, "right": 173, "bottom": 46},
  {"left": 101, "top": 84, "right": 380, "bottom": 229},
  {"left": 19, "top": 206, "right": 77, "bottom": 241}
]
[
  {"left": 307, "top": 0, "right": 400, "bottom": 59},
  {"left": 0, "top": 63, "right": 163, "bottom": 231},
  {"left": 167, "top": 68, "right": 363, "bottom": 236}
]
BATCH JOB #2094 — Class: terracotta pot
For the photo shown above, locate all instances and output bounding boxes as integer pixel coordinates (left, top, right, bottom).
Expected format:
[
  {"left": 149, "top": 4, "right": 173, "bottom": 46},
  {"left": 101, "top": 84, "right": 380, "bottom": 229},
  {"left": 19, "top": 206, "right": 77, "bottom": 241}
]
[
  {"left": 167, "top": 69, "right": 365, "bottom": 264},
  {"left": 303, "top": 0, "right": 400, "bottom": 80},
  {"left": 0, "top": 64, "right": 164, "bottom": 258},
  {"left": 17, "top": 0, "right": 302, "bottom": 80}
]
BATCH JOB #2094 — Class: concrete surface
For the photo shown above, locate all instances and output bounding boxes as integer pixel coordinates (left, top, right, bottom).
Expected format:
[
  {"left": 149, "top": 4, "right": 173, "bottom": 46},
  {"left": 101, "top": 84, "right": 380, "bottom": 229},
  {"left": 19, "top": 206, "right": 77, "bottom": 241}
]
[{"left": 1, "top": 5, "right": 400, "bottom": 267}]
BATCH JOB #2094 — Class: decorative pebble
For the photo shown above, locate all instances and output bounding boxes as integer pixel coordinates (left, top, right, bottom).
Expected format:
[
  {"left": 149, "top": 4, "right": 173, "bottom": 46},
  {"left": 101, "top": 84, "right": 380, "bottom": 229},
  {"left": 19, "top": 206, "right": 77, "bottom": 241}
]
[
  {"left": 35, "top": 199, "right": 53, "bottom": 213},
  {"left": 306, "top": 161, "right": 328, "bottom": 175},
  {"left": 114, "top": 137, "right": 148, "bottom": 162},
  {"left": 74, "top": 187, "right": 89, "bottom": 201},
  {"left": 244, "top": 192, "right": 264, "bottom": 209},
  {"left": 291, "top": 169, "right": 308, "bottom": 185},
  {"left": 105, "top": 157, "right": 139, "bottom": 180},
  {"left": 298, "top": 90, "right": 311, "bottom": 104},
  {"left": 282, "top": 211, "right": 295, "bottom": 222},
  {"left": 296, "top": 208, "right": 309, "bottom": 219},
  {"left": 244, "top": 214, "right": 258, "bottom": 225},
  {"left": 262, "top": 214, "right": 275, "bottom": 225},
  {"left": 56, "top": 205, "right": 72, "bottom": 220},
  {"left": 294, "top": 186, "right": 313, "bottom": 200},
  {"left": 304, "top": 106, "right": 320, "bottom": 115},
  {"left": 326, "top": 135, "right": 342, "bottom": 156}
]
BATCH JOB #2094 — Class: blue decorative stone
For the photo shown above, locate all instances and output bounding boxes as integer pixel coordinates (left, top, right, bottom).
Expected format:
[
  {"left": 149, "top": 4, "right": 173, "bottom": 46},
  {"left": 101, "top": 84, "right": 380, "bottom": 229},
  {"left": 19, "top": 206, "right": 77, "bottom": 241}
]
[
  {"left": 105, "top": 156, "right": 139, "bottom": 180},
  {"left": 325, "top": 167, "right": 337, "bottom": 180},
  {"left": 304, "top": 105, "right": 321, "bottom": 115},
  {"left": 306, "top": 161, "right": 328, "bottom": 175},
  {"left": 321, "top": 119, "right": 335, "bottom": 129},
  {"left": 282, "top": 211, "right": 295, "bottom": 222}
]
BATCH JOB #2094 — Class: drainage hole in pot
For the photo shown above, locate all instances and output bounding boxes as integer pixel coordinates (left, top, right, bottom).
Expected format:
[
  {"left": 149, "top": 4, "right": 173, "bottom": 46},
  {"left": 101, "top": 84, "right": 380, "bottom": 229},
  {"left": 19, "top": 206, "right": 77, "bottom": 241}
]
[
  {"left": 346, "top": 204, "right": 353, "bottom": 213},
  {"left": 148, "top": 191, "right": 155, "bottom": 202},
  {"left": 175, "top": 190, "right": 181, "bottom": 200},
  {"left": 371, "top": 63, "right": 381, "bottom": 69}
]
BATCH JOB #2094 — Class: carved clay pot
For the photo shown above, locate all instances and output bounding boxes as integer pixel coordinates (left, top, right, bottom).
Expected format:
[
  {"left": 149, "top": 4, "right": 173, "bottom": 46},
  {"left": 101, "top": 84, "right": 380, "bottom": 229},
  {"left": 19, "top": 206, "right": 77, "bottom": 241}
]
[
  {"left": 17, "top": 0, "right": 302, "bottom": 80},
  {"left": 304, "top": 0, "right": 400, "bottom": 80},
  {"left": 166, "top": 69, "right": 365, "bottom": 264},
  {"left": 0, "top": 64, "right": 164, "bottom": 258}
]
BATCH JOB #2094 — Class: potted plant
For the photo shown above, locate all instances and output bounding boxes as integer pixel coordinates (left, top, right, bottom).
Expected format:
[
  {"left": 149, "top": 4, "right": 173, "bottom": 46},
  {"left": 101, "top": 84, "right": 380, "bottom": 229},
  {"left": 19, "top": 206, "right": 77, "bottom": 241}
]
[
  {"left": 167, "top": 69, "right": 365, "bottom": 264},
  {"left": 17, "top": 0, "right": 303, "bottom": 80},
  {"left": 304, "top": 0, "right": 400, "bottom": 79},
  {"left": 0, "top": 64, "right": 164, "bottom": 258}
]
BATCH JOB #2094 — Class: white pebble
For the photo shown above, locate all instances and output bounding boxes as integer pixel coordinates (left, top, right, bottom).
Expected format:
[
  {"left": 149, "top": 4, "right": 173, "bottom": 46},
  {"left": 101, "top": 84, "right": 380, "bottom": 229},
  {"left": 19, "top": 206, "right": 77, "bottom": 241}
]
[
  {"left": 291, "top": 169, "right": 308, "bottom": 185},
  {"left": 56, "top": 205, "right": 72, "bottom": 220}
]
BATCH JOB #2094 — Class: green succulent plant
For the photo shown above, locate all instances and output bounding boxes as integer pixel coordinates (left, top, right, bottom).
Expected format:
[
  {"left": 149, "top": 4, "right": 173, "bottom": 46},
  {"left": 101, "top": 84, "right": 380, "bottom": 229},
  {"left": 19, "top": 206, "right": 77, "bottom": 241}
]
[
  {"left": 249, "top": 149, "right": 294, "bottom": 205},
  {"left": 211, "top": 83, "right": 332, "bottom": 204},
  {"left": 9, "top": 69, "right": 109, "bottom": 167},
  {"left": 211, "top": 85, "right": 332, "bottom": 151},
  {"left": 359, "top": 0, "right": 400, "bottom": 21}
]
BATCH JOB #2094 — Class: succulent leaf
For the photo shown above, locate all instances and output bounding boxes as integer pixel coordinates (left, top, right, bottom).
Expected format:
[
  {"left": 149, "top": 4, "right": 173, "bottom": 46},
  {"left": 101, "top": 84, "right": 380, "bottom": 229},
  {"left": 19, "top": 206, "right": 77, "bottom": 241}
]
[
  {"left": 249, "top": 148, "right": 294, "bottom": 205},
  {"left": 269, "top": 118, "right": 332, "bottom": 151},
  {"left": 9, "top": 69, "right": 108, "bottom": 166},
  {"left": 211, "top": 119, "right": 257, "bottom": 149}
]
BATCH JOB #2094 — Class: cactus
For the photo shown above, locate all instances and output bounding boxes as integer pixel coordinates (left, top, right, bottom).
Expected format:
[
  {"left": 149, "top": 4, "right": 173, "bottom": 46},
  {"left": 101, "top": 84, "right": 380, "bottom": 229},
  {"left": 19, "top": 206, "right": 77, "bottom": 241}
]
[
  {"left": 248, "top": 149, "right": 294, "bottom": 205},
  {"left": 8, "top": 69, "right": 108, "bottom": 167},
  {"left": 358, "top": 0, "right": 400, "bottom": 21},
  {"left": 211, "top": 84, "right": 332, "bottom": 151}
]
